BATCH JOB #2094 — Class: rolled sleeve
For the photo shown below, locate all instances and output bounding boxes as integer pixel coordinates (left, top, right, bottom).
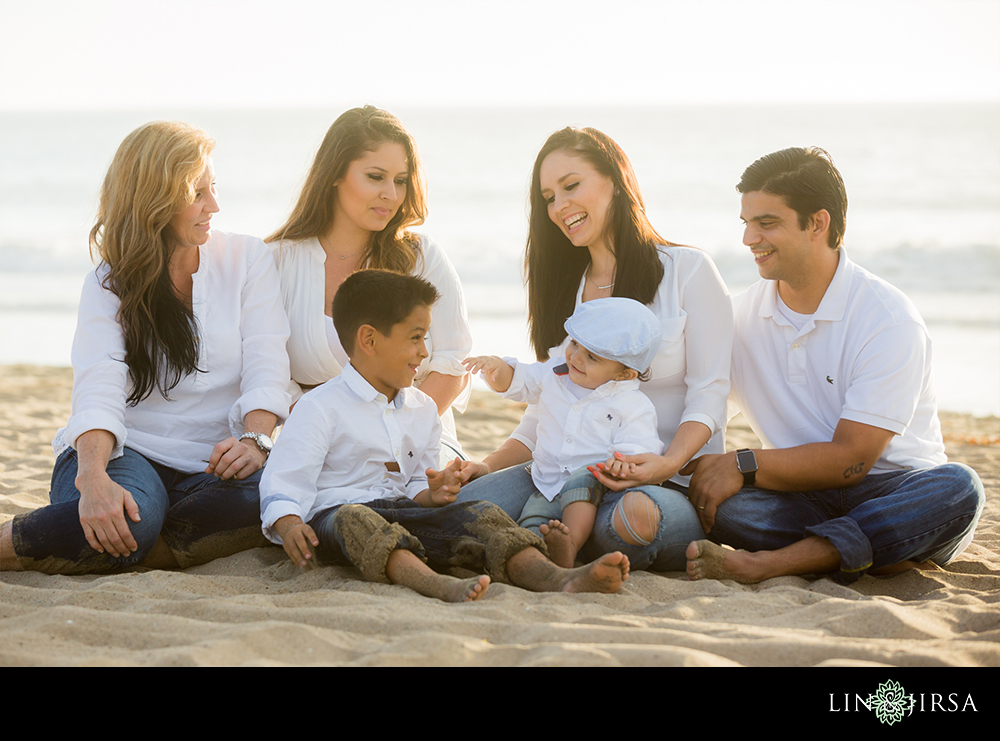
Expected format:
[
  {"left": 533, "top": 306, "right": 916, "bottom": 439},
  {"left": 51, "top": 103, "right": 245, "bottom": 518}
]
[
  {"left": 677, "top": 254, "right": 733, "bottom": 437},
  {"left": 417, "top": 237, "right": 473, "bottom": 381},
  {"left": 229, "top": 240, "right": 292, "bottom": 434},
  {"left": 63, "top": 270, "right": 129, "bottom": 457}
]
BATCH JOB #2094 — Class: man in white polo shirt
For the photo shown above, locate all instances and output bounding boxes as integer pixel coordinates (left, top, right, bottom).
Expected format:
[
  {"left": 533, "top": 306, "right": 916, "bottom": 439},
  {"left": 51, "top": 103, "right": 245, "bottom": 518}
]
[{"left": 682, "top": 146, "right": 984, "bottom": 585}]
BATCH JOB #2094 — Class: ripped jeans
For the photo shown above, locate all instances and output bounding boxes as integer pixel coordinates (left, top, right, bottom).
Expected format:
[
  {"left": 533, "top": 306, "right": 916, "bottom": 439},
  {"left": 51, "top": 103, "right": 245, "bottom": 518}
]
[{"left": 455, "top": 463, "right": 705, "bottom": 571}]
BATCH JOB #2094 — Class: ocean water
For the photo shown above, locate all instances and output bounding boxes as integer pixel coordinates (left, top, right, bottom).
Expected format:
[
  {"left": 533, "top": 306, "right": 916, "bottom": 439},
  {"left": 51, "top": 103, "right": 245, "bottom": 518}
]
[{"left": 1, "top": 104, "right": 998, "bottom": 415}]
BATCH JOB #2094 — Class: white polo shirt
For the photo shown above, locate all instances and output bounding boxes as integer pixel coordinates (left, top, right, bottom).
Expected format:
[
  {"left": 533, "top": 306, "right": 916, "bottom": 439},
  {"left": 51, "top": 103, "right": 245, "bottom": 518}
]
[
  {"left": 503, "top": 356, "right": 664, "bottom": 500},
  {"left": 730, "top": 248, "right": 946, "bottom": 473},
  {"left": 259, "top": 362, "right": 441, "bottom": 542}
]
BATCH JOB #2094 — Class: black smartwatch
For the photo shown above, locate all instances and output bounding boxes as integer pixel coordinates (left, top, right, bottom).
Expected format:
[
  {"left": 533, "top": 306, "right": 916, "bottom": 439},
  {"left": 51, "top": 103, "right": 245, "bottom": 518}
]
[{"left": 736, "top": 448, "right": 757, "bottom": 488}]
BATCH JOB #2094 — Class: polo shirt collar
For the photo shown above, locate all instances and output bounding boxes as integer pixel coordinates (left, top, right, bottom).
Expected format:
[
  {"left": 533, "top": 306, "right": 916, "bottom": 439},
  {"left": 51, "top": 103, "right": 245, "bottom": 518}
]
[{"left": 759, "top": 247, "right": 853, "bottom": 324}]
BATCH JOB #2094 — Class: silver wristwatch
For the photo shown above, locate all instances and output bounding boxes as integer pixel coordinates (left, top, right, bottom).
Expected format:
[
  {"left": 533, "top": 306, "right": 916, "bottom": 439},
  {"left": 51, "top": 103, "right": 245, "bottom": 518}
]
[{"left": 239, "top": 432, "right": 274, "bottom": 457}]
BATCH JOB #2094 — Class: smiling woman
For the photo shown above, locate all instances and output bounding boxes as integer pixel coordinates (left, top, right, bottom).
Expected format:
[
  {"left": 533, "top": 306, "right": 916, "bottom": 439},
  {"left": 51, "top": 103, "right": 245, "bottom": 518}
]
[
  {"left": 266, "top": 105, "right": 473, "bottom": 461},
  {"left": 455, "top": 125, "right": 735, "bottom": 574},
  {"left": 0, "top": 120, "right": 292, "bottom": 575}
]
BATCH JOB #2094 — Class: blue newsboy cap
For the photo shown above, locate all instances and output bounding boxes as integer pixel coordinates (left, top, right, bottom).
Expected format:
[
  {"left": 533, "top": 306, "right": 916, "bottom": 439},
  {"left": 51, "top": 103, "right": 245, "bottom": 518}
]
[{"left": 563, "top": 297, "right": 663, "bottom": 372}]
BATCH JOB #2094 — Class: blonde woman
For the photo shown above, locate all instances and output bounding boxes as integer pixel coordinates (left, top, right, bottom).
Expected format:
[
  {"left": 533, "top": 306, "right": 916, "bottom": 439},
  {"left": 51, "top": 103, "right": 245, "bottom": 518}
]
[
  {"left": 0, "top": 121, "right": 291, "bottom": 574},
  {"left": 267, "top": 106, "right": 471, "bottom": 459}
]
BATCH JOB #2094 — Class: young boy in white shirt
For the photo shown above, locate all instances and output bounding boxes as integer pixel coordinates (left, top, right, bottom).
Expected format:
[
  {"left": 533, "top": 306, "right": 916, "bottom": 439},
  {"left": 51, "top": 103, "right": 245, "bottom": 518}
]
[
  {"left": 259, "top": 270, "right": 631, "bottom": 602},
  {"left": 463, "top": 297, "right": 664, "bottom": 568}
]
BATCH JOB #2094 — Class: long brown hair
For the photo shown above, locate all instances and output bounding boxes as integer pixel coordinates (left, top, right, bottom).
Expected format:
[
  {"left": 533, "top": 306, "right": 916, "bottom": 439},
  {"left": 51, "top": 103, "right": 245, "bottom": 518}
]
[
  {"left": 525, "top": 127, "right": 671, "bottom": 359},
  {"left": 267, "top": 105, "right": 427, "bottom": 274},
  {"left": 89, "top": 121, "right": 214, "bottom": 406}
]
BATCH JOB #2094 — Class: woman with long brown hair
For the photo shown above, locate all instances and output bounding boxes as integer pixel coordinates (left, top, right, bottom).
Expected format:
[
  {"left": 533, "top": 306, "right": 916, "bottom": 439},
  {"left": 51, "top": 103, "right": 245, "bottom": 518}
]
[
  {"left": 0, "top": 121, "right": 291, "bottom": 574},
  {"left": 267, "top": 106, "right": 471, "bottom": 459},
  {"left": 456, "top": 126, "right": 733, "bottom": 572}
]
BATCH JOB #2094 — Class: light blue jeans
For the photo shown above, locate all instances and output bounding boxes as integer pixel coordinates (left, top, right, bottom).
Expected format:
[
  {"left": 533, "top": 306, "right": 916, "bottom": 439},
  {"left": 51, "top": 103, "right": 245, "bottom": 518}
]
[
  {"left": 710, "top": 462, "right": 985, "bottom": 584},
  {"left": 455, "top": 463, "right": 706, "bottom": 571}
]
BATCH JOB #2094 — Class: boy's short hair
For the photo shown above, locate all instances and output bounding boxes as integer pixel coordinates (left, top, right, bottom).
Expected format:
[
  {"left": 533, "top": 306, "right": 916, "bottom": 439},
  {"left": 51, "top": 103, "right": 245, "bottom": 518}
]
[{"left": 333, "top": 269, "right": 440, "bottom": 356}]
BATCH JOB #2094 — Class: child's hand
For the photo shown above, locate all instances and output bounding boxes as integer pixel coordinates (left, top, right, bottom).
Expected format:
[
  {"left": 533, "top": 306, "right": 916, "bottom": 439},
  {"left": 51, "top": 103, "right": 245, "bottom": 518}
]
[
  {"left": 462, "top": 355, "right": 513, "bottom": 393},
  {"left": 457, "top": 459, "right": 490, "bottom": 483},
  {"left": 274, "top": 514, "right": 319, "bottom": 569},
  {"left": 592, "top": 454, "right": 637, "bottom": 481},
  {"left": 424, "top": 457, "right": 464, "bottom": 506}
]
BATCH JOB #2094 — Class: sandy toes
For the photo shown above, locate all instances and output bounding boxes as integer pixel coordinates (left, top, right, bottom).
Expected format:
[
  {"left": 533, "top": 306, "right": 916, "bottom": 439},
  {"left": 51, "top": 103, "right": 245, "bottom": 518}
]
[
  {"left": 449, "top": 574, "right": 491, "bottom": 602},
  {"left": 686, "top": 540, "right": 757, "bottom": 584},
  {"left": 561, "top": 551, "right": 629, "bottom": 593}
]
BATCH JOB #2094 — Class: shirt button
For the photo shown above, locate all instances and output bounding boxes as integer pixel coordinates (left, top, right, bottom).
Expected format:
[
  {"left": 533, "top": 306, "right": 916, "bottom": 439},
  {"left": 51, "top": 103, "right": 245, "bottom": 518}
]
[{"left": 792, "top": 343, "right": 799, "bottom": 349}]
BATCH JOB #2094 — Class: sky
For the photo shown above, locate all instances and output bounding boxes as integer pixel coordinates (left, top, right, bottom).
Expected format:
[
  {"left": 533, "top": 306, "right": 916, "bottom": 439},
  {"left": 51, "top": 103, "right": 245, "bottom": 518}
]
[{"left": 1, "top": 0, "right": 999, "bottom": 110}]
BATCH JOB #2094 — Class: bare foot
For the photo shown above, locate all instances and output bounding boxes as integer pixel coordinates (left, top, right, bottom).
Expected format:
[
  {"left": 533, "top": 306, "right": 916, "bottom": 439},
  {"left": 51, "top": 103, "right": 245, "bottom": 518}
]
[
  {"left": 560, "top": 551, "right": 629, "bottom": 594},
  {"left": 686, "top": 540, "right": 758, "bottom": 584},
  {"left": 540, "top": 519, "right": 577, "bottom": 568},
  {"left": 0, "top": 520, "right": 23, "bottom": 572},
  {"left": 448, "top": 574, "right": 491, "bottom": 602}
]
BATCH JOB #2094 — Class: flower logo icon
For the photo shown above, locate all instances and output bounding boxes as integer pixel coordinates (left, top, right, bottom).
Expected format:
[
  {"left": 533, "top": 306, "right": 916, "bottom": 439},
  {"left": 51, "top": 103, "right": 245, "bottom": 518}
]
[{"left": 868, "top": 680, "right": 914, "bottom": 725}]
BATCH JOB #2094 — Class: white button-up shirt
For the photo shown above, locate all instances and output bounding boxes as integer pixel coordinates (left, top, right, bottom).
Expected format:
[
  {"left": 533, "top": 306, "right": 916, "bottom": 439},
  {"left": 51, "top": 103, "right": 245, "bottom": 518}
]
[
  {"left": 511, "top": 246, "right": 733, "bottom": 486},
  {"left": 54, "top": 231, "right": 291, "bottom": 473},
  {"left": 259, "top": 362, "right": 441, "bottom": 542},
  {"left": 503, "top": 356, "right": 664, "bottom": 501},
  {"left": 730, "top": 248, "right": 947, "bottom": 473}
]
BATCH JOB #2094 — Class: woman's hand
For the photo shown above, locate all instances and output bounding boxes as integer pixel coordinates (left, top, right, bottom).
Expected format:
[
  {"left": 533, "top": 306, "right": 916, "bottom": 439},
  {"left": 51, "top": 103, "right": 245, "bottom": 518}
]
[
  {"left": 205, "top": 437, "right": 266, "bottom": 480},
  {"left": 589, "top": 452, "right": 678, "bottom": 492},
  {"left": 76, "top": 469, "right": 141, "bottom": 557}
]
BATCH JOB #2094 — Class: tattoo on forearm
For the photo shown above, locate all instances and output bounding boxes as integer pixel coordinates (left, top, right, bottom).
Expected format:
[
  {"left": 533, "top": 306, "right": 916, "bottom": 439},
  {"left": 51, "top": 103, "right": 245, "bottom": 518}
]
[{"left": 843, "top": 461, "right": 865, "bottom": 479}]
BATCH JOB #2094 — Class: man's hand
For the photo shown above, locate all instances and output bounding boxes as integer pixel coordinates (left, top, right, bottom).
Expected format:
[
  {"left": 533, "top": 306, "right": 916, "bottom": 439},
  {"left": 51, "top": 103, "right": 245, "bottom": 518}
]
[
  {"left": 680, "top": 452, "right": 744, "bottom": 533},
  {"left": 274, "top": 514, "right": 318, "bottom": 568}
]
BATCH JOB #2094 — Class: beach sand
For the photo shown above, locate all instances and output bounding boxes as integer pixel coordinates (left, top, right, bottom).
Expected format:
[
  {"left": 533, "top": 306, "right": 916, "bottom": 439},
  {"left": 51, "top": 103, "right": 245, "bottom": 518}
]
[{"left": 1, "top": 364, "right": 998, "bottom": 667}]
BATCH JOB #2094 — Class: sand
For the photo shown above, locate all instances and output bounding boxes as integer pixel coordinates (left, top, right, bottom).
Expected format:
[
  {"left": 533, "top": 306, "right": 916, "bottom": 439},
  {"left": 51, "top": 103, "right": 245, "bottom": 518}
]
[{"left": 1, "top": 364, "right": 998, "bottom": 667}]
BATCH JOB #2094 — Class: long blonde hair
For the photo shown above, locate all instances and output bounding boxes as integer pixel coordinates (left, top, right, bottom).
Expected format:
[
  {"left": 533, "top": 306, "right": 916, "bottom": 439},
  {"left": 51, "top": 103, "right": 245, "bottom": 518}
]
[
  {"left": 267, "top": 105, "right": 427, "bottom": 274},
  {"left": 89, "top": 120, "right": 215, "bottom": 405}
]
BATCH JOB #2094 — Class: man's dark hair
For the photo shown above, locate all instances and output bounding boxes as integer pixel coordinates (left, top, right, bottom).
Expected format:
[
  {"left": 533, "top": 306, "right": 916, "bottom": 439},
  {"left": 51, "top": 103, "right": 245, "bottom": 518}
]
[
  {"left": 333, "top": 269, "right": 439, "bottom": 356},
  {"left": 736, "top": 147, "right": 848, "bottom": 249}
]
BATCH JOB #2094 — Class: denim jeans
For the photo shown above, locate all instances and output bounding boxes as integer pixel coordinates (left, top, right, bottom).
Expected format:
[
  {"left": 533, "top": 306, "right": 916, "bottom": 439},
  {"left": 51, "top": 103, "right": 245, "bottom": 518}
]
[
  {"left": 456, "top": 463, "right": 706, "bottom": 572},
  {"left": 709, "top": 462, "right": 985, "bottom": 584},
  {"left": 307, "top": 497, "right": 544, "bottom": 584},
  {"left": 12, "top": 447, "right": 267, "bottom": 574}
]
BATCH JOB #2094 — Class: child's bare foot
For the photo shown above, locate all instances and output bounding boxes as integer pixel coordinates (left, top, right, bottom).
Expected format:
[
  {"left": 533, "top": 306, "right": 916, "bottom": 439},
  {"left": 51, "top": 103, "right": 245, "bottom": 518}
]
[
  {"left": 448, "top": 574, "right": 491, "bottom": 602},
  {"left": 540, "top": 519, "right": 577, "bottom": 568},
  {"left": 560, "top": 551, "right": 629, "bottom": 594}
]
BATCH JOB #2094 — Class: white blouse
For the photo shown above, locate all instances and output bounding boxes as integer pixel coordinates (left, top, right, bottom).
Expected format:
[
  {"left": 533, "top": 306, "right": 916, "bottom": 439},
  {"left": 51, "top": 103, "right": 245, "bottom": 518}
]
[
  {"left": 269, "top": 235, "right": 472, "bottom": 412},
  {"left": 511, "top": 246, "right": 734, "bottom": 486},
  {"left": 54, "top": 232, "right": 292, "bottom": 474}
]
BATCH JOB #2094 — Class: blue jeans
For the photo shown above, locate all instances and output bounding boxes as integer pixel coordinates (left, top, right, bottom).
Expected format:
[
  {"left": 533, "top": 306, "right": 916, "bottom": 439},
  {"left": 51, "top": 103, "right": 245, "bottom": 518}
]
[
  {"left": 456, "top": 463, "right": 706, "bottom": 571},
  {"left": 307, "top": 497, "right": 544, "bottom": 584},
  {"left": 517, "top": 466, "right": 608, "bottom": 533},
  {"left": 709, "top": 463, "right": 985, "bottom": 584},
  {"left": 11, "top": 447, "right": 267, "bottom": 574}
]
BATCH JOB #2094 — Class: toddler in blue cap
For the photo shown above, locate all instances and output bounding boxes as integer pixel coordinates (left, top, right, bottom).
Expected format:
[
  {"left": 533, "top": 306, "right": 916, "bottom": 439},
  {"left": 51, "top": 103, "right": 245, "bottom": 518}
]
[{"left": 463, "top": 297, "right": 664, "bottom": 568}]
